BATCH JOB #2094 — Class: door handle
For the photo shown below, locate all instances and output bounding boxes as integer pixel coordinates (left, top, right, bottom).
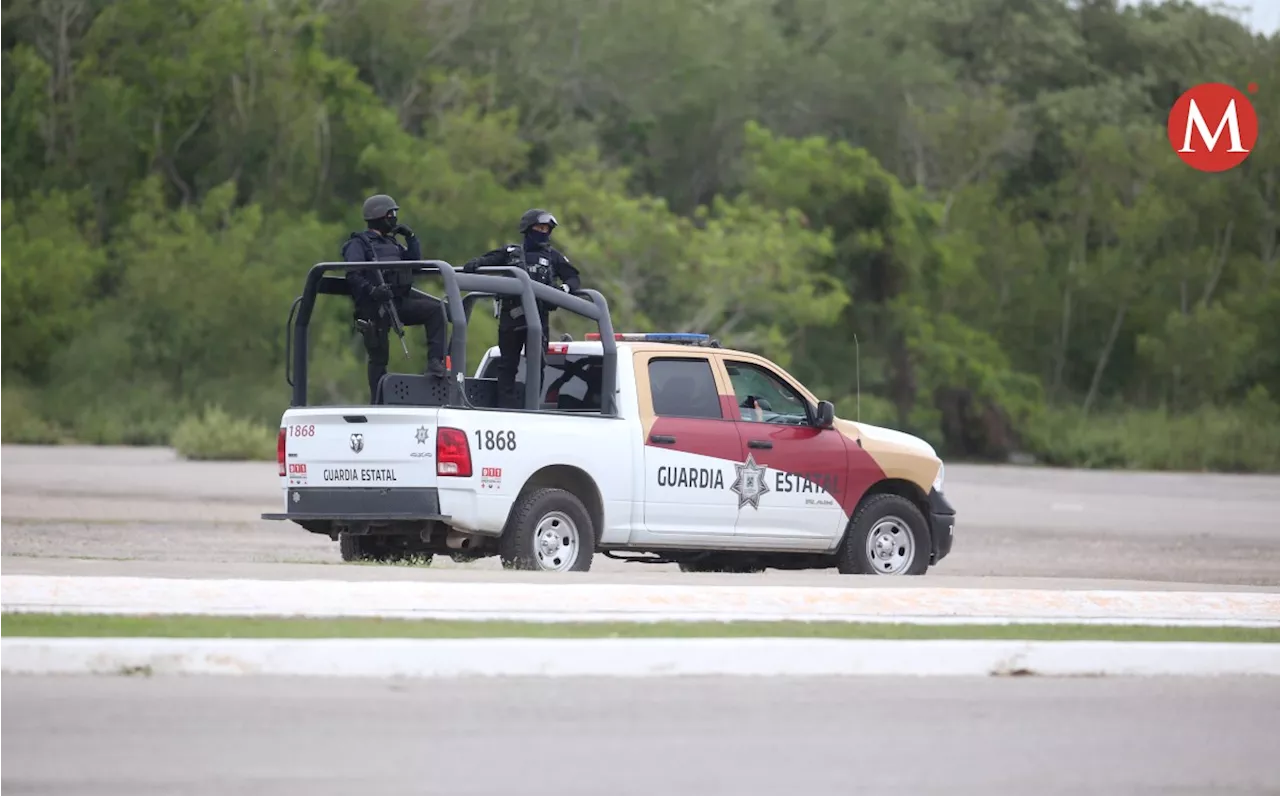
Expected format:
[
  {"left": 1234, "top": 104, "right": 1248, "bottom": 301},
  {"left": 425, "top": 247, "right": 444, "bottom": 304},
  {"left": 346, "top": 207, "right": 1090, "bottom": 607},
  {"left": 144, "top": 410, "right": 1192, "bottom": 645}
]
[
  {"left": 747, "top": 439, "right": 773, "bottom": 449},
  {"left": 650, "top": 434, "right": 677, "bottom": 444}
]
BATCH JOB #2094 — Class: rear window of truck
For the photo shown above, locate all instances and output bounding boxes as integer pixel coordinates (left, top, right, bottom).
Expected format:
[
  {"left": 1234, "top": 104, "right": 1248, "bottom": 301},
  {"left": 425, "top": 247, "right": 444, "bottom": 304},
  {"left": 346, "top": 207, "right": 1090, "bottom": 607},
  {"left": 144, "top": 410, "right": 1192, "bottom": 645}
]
[{"left": 478, "top": 354, "right": 604, "bottom": 411}]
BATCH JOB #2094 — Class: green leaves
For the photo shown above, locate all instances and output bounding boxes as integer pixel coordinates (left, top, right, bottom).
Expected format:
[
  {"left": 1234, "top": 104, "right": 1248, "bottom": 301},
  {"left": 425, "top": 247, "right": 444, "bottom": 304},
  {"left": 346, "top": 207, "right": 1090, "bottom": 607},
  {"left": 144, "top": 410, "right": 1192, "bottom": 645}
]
[
  {"left": 0, "top": 189, "right": 109, "bottom": 381},
  {"left": 2, "top": 0, "right": 1277, "bottom": 468},
  {"left": 535, "top": 148, "right": 845, "bottom": 364}
]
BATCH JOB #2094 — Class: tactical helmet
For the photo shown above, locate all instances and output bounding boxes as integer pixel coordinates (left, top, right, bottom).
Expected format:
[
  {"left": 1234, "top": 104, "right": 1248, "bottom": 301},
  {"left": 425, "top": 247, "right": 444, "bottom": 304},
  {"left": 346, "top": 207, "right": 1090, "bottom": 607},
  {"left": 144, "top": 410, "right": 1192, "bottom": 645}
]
[
  {"left": 519, "top": 208, "right": 558, "bottom": 233},
  {"left": 362, "top": 194, "right": 399, "bottom": 221}
]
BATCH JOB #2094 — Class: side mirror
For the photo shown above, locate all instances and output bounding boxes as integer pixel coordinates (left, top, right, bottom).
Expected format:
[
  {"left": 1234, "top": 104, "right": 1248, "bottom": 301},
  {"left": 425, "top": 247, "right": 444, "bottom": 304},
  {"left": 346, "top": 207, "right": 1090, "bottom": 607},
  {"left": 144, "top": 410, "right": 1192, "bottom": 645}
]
[{"left": 815, "top": 400, "right": 835, "bottom": 429}]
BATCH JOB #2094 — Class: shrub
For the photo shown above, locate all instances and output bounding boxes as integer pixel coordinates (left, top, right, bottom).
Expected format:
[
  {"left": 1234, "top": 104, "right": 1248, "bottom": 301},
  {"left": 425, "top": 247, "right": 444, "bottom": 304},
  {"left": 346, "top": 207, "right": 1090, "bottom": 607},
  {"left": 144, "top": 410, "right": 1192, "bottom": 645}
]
[
  {"left": 1, "top": 385, "right": 72, "bottom": 444},
  {"left": 171, "top": 406, "right": 276, "bottom": 461},
  {"left": 1023, "top": 395, "right": 1280, "bottom": 473}
]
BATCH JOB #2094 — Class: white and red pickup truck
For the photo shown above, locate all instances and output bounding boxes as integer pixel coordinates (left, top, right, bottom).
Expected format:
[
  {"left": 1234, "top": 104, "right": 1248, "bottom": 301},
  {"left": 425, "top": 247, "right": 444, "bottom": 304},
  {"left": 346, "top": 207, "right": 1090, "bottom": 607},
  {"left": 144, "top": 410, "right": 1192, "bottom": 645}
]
[{"left": 264, "top": 259, "right": 956, "bottom": 575}]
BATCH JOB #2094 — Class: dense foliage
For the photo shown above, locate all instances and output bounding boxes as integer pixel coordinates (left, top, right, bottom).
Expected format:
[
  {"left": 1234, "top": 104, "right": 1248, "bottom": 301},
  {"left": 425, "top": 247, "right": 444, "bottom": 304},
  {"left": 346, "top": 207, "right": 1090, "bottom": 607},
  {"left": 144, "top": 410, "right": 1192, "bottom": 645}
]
[{"left": 3, "top": 0, "right": 1278, "bottom": 470}]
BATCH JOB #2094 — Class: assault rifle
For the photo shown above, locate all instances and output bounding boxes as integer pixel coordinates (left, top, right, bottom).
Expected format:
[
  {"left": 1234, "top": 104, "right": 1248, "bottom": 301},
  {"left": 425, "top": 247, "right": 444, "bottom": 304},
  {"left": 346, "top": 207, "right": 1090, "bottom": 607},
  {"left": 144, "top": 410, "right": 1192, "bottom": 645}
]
[{"left": 372, "top": 269, "right": 410, "bottom": 359}]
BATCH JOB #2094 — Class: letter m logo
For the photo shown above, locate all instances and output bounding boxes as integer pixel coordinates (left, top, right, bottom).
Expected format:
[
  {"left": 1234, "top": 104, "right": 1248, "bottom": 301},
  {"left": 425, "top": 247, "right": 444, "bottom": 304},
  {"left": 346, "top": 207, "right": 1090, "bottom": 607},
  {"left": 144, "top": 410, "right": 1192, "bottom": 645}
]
[{"left": 1168, "top": 82, "right": 1259, "bottom": 173}]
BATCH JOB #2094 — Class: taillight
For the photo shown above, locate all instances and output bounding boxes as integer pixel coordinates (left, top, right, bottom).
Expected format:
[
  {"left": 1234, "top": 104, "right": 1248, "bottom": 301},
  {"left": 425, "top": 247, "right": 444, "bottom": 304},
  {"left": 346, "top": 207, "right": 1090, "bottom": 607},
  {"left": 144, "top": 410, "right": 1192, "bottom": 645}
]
[
  {"left": 277, "top": 428, "right": 287, "bottom": 476},
  {"left": 436, "top": 427, "right": 472, "bottom": 477}
]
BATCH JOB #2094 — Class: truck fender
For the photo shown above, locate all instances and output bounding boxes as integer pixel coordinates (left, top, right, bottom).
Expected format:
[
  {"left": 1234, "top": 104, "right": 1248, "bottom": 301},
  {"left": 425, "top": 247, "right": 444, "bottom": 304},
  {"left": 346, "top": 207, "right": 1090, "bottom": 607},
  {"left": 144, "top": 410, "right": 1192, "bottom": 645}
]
[{"left": 503, "top": 464, "right": 605, "bottom": 544}]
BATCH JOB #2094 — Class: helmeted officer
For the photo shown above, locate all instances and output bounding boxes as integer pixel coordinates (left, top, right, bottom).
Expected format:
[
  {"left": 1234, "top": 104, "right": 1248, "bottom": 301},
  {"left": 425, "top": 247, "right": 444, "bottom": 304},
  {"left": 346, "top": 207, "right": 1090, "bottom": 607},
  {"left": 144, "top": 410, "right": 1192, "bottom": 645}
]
[
  {"left": 344, "top": 193, "right": 448, "bottom": 402},
  {"left": 463, "top": 208, "right": 581, "bottom": 406}
]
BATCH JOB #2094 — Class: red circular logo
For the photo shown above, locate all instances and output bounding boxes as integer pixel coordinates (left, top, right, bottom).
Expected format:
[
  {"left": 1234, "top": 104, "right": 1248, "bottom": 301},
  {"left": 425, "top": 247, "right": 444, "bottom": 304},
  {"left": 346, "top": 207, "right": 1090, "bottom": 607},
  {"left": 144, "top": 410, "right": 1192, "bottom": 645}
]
[{"left": 1168, "top": 83, "right": 1258, "bottom": 172}]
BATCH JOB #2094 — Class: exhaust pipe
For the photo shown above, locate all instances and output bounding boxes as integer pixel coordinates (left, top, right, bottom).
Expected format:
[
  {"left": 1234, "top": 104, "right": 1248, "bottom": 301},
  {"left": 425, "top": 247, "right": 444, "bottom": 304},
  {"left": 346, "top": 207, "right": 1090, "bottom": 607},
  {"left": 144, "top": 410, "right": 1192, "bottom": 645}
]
[{"left": 446, "top": 531, "right": 478, "bottom": 550}]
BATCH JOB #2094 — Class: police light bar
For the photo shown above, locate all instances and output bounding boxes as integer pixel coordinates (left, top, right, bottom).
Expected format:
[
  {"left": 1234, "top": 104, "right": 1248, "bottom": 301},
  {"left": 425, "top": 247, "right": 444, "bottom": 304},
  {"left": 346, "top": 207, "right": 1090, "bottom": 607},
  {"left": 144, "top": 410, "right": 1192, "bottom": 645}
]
[{"left": 584, "top": 332, "right": 712, "bottom": 342}]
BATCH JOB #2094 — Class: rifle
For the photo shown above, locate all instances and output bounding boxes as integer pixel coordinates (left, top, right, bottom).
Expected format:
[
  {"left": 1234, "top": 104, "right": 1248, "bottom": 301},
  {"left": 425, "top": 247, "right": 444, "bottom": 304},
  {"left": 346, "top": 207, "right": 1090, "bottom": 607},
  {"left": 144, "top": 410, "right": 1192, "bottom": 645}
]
[{"left": 373, "top": 268, "right": 410, "bottom": 359}]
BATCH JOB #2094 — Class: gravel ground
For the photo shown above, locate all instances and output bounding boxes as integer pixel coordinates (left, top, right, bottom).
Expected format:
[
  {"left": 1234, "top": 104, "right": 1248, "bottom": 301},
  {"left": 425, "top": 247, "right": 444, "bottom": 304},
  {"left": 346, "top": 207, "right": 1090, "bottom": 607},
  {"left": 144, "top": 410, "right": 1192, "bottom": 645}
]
[{"left": 3, "top": 444, "right": 1278, "bottom": 587}]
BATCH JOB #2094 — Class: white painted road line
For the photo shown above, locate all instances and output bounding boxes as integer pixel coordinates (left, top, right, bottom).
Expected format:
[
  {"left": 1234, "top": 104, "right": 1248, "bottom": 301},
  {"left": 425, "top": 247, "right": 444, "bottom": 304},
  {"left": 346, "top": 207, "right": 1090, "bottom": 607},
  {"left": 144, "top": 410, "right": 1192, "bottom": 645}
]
[
  {"left": 3, "top": 637, "right": 1278, "bottom": 678},
  {"left": 3, "top": 575, "right": 1279, "bottom": 627}
]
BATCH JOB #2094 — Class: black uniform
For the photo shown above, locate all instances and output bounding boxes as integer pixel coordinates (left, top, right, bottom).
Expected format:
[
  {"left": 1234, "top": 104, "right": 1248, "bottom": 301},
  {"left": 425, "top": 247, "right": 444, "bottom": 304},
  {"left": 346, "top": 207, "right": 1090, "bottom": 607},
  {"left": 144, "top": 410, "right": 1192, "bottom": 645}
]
[
  {"left": 463, "top": 241, "right": 581, "bottom": 405},
  {"left": 344, "top": 230, "right": 448, "bottom": 402}
]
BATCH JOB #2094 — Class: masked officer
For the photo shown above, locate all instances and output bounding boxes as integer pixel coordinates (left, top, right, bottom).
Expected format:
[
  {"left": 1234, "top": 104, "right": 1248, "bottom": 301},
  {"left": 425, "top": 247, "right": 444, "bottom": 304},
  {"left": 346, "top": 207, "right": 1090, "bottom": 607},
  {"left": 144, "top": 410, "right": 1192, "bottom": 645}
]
[
  {"left": 344, "top": 193, "right": 448, "bottom": 402},
  {"left": 463, "top": 208, "right": 581, "bottom": 407}
]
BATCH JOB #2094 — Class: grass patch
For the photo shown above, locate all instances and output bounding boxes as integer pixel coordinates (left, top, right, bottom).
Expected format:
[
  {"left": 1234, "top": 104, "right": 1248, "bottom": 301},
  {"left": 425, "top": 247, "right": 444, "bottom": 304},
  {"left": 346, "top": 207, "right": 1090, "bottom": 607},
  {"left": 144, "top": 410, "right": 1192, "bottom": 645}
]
[
  {"left": 170, "top": 405, "right": 276, "bottom": 461},
  {"left": 3, "top": 613, "right": 1277, "bottom": 643},
  {"left": 1024, "top": 399, "right": 1280, "bottom": 473}
]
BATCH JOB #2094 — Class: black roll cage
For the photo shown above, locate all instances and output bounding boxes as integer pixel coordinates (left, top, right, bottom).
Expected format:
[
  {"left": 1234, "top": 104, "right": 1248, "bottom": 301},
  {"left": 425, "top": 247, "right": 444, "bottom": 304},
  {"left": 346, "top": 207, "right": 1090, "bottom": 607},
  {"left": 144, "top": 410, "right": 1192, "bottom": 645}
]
[{"left": 285, "top": 259, "right": 618, "bottom": 415}]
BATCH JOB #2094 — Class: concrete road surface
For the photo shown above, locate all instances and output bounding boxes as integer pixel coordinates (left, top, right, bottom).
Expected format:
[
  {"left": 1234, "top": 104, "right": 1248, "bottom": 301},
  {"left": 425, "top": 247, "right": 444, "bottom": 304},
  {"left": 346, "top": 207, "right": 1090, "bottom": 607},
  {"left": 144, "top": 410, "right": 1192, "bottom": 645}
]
[
  {"left": 5, "top": 674, "right": 1279, "bottom": 795},
  {"left": 4, "top": 444, "right": 1279, "bottom": 587}
]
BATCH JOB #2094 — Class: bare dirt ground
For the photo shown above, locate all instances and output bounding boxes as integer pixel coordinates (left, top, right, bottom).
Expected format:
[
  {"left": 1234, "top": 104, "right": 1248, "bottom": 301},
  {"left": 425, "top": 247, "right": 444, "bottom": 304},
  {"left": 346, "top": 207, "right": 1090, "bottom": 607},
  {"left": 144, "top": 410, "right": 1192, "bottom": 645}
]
[{"left": 3, "top": 444, "right": 1278, "bottom": 588}]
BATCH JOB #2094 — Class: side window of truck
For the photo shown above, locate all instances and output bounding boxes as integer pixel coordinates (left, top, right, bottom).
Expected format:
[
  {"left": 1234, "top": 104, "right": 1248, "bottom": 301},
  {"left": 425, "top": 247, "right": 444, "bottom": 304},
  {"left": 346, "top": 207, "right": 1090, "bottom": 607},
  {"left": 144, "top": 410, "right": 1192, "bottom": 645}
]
[
  {"left": 648, "top": 357, "right": 723, "bottom": 420},
  {"left": 724, "top": 360, "right": 809, "bottom": 425}
]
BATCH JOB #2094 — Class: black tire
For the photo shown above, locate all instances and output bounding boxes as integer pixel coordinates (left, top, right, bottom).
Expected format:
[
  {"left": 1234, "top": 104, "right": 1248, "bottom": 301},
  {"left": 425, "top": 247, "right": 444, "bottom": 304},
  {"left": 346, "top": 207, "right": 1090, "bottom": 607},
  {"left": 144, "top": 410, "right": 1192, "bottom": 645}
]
[
  {"left": 339, "top": 533, "right": 433, "bottom": 565},
  {"left": 836, "top": 493, "right": 931, "bottom": 575},
  {"left": 499, "top": 487, "right": 595, "bottom": 571}
]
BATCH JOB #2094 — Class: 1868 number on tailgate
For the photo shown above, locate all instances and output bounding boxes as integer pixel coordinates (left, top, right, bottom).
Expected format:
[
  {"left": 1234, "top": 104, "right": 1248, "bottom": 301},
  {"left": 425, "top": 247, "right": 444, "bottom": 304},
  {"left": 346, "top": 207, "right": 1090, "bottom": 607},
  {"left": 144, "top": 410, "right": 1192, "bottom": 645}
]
[{"left": 475, "top": 429, "right": 517, "bottom": 451}]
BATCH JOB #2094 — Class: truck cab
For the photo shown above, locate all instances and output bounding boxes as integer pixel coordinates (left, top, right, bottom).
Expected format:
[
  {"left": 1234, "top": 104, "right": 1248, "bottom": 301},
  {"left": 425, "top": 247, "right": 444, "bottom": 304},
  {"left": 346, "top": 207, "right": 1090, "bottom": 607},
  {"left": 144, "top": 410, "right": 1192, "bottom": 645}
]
[{"left": 470, "top": 332, "right": 955, "bottom": 575}]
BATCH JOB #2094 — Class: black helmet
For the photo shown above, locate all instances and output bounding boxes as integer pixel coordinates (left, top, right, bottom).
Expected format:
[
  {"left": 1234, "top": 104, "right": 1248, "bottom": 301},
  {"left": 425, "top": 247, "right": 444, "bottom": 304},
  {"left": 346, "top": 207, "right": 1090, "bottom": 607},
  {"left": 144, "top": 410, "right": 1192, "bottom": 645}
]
[
  {"left": 362, "top": 194, "right": 399, "bottom": 221},
  {"left": 519, "top": 208, "right": 558, "bottom": 234}
]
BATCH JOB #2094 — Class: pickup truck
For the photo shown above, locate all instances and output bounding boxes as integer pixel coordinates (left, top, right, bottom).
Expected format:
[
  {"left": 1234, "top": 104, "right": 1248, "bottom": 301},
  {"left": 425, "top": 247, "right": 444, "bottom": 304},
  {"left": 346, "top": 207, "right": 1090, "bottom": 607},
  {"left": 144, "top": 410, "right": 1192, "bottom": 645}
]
[{"left": 264, "top": 258, "right": 956, "bottom": 575}]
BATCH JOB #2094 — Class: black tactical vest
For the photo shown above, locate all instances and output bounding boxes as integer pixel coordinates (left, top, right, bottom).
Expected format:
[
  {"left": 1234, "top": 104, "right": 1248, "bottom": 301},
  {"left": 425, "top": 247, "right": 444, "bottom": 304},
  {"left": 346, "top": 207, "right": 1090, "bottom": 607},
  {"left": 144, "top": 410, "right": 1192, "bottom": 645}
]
[
  {"left": 496, "top": 245, "right": 557, "bottom": 329},
  {"left": 522, "top": 247, "right": 555, "bottom": 286},
  {"left": 348, "top": 231, "right": 413, "bottom": 291}
]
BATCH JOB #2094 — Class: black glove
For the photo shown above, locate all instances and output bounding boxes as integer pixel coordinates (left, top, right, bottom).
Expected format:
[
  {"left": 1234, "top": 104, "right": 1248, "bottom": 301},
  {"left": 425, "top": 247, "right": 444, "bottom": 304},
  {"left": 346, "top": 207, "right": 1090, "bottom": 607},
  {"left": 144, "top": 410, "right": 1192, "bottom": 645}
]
[
  {"left": 370, "top": 284, "right": 394, "bottom": 303},
  {"left": 463, "top": 260, "right": 479, "bottom": 273},
  {"left": 393, "top": 224, "right": 415, "bottom": 239}
]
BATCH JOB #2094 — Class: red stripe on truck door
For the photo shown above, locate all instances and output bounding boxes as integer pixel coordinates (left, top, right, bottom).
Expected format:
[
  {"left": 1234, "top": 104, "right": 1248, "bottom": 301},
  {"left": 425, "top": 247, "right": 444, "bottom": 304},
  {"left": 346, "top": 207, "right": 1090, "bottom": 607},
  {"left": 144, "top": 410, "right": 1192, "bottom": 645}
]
[{"left": 649, "top": 402, "right": 886, "bottom": 518}]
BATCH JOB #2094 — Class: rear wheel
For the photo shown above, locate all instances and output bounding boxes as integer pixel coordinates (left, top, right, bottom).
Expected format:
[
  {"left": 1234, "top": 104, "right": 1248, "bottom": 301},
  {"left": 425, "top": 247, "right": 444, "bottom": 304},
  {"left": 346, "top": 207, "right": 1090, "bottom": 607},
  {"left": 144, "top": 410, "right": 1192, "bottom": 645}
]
[
  {"left": 836, "top": 493, "right": 930, "bottom": 576},
  {"left": 500, "top": 487, "right": 595, "bottom": 572}
]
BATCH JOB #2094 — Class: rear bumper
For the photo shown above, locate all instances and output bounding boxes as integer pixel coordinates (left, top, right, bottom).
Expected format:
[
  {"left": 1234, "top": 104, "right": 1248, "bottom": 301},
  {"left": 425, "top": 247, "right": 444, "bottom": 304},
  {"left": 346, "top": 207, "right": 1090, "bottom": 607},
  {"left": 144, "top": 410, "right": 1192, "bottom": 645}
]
[
  {"left": 262, "top": 487, "right": 450, "bottom": 525},
  {"left": 928, "top": 488, "right": 955, "bottom": 563}
]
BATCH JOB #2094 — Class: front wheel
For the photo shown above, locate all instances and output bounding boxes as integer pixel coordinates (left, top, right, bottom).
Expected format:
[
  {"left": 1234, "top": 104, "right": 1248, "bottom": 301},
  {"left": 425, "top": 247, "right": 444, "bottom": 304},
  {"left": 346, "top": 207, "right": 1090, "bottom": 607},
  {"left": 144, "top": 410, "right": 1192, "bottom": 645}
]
[
  {"left": 500, "top": 487, "right": 595, "bottom": 571},
  {"left": 836, "top": 493, "right": 930, "bottom": 575}
]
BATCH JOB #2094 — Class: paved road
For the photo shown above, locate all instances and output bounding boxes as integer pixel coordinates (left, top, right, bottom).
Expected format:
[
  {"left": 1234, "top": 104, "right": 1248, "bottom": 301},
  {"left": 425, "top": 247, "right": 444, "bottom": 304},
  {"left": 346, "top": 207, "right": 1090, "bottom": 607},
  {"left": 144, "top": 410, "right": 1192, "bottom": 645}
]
[
  {"left": 4, "top": 444, "right": 1279, "bottom": 587},
  {"left": 4, "top": 673, "right": 1278, "bottom": 795}
]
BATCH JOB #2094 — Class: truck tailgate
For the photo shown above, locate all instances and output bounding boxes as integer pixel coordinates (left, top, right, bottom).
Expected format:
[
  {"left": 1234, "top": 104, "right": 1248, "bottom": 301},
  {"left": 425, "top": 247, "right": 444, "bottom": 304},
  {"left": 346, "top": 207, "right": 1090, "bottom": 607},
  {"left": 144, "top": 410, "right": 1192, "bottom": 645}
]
[{"left": 274, "top": 407, "right": 445, "bottom": 520}]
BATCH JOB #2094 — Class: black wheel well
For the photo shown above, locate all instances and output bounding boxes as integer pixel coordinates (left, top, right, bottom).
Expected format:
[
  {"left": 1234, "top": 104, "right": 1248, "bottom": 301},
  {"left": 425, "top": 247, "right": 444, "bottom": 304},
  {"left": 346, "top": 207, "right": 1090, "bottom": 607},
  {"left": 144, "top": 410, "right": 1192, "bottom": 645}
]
[
  {"left": 859, "top": 478, "right": 931, "bottom": 523},
  {"left": 509, "top": 464, "right": 604, "bottom": 538}
]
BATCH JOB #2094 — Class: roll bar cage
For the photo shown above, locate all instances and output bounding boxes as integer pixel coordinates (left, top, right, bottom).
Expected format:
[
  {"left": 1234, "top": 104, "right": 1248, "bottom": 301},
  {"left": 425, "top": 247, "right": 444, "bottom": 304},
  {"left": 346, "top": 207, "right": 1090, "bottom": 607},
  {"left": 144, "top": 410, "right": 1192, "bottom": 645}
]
[{"left": 285, "top": 260, "right": 618, "bottom": 415}]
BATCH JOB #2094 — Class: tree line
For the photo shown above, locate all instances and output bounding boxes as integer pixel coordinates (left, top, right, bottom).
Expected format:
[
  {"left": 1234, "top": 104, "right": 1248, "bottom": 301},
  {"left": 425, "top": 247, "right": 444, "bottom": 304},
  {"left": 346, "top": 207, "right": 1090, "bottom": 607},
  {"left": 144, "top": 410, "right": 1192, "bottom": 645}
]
[{"left": 3, "top": 0, "right": 1278, "bottom": 471}]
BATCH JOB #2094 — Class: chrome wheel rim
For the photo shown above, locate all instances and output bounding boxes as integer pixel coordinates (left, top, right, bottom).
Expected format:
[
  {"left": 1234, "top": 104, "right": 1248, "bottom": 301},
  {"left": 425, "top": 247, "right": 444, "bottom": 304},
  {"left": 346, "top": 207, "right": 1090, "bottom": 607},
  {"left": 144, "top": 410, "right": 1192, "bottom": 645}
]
[
  {"left": 865, "top": 516, "right": 915, "bottom": 574},
  {"left": 533, "top": 511, "right": 579, "bottom": 571}
]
